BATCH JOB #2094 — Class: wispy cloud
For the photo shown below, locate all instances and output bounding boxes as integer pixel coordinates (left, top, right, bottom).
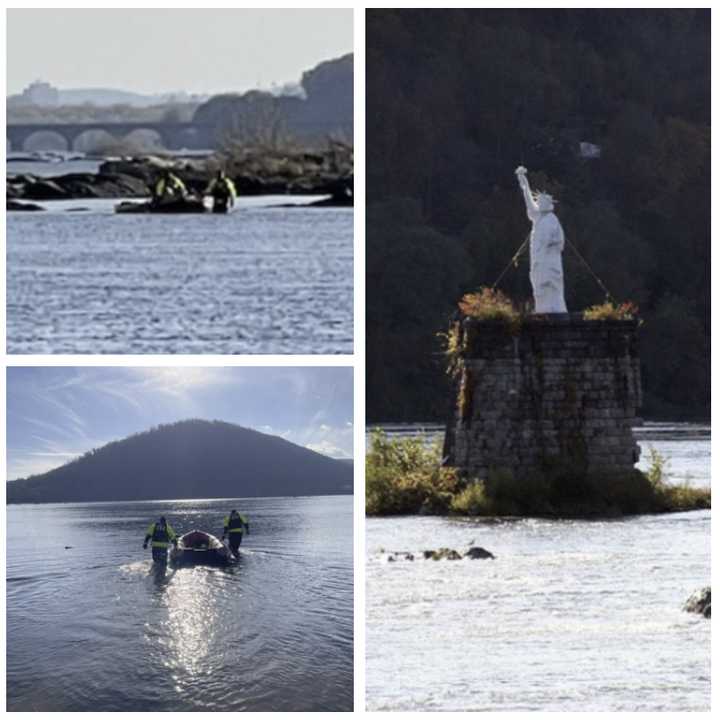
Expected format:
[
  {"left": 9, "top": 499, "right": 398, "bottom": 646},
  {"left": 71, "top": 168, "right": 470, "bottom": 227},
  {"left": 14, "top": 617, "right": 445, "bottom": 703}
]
[{"left": 7, "top": 367, "right": 353, "bottom": 479}]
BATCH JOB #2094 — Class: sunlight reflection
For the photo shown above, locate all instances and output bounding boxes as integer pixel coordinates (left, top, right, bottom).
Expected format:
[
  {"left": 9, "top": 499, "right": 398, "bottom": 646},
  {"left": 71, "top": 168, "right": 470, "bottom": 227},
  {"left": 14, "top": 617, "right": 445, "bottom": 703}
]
[{"left": 154, "top": 567, "right": 219, "bottom": 682}]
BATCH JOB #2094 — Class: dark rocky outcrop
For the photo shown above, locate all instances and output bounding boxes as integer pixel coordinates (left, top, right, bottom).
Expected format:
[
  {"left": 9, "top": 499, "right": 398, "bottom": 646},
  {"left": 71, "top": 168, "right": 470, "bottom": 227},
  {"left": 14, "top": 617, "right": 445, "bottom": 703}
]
[
  {"left": 464, "top": 546, "right": 495, "bottom": 560},
  {"left": 8, "top": 171, "right": 150, "bottom": 201},
  {"left": 8, "top": 199, "right": 45, "bottom": 211},
  {"left": 7, "top": 146, "right": 353, "bottom": 203},
  {"left": 7, "top": 419, "right": 352, "bottom": 504},
  {"left": 683, "top": 587, "right": 711, "bottom": 618}
]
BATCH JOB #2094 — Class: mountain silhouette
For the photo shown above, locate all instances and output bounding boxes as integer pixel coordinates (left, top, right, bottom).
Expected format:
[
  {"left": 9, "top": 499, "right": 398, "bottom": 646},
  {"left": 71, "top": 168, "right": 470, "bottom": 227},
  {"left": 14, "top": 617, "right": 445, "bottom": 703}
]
[{"left": 7, "top": 419, "right": 353, "bottom": 504}]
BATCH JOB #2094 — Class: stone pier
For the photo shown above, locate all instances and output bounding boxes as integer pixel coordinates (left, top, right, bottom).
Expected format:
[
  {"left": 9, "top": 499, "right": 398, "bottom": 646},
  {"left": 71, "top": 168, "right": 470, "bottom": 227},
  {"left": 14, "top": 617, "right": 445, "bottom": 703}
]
[{"left": 443, "top": 314, "right": 642, "bottom": 480}]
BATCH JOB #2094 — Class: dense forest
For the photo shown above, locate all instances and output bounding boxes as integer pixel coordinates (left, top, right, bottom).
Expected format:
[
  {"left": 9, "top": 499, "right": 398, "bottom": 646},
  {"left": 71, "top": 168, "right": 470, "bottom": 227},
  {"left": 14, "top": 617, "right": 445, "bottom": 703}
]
[
  {"left": 7, "top": 419, "right": 353, "bottom": 503},
  {"left": 367, "top": 9, "right": 710, "bottom": 422}
]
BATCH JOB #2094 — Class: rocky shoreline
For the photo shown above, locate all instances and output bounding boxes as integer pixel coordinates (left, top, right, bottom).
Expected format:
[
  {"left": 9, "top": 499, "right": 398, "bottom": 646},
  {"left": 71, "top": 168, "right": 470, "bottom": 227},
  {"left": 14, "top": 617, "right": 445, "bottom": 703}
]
[{"left": 7, "top": 147, "right": 353, "bottom": 209}]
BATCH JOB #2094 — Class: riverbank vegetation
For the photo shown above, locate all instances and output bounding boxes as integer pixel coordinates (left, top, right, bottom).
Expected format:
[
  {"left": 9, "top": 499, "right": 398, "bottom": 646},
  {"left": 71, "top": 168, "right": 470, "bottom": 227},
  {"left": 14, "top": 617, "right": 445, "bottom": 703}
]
[{"left": 366, "top": 432, "right": 710, "bottom": 517}]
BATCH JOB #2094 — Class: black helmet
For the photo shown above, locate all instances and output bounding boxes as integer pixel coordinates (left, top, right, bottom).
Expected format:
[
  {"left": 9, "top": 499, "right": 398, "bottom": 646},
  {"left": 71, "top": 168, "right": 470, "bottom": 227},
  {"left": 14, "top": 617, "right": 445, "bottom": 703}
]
[{"left": 159, "top": 516, "right": 166, "bottom": 525}]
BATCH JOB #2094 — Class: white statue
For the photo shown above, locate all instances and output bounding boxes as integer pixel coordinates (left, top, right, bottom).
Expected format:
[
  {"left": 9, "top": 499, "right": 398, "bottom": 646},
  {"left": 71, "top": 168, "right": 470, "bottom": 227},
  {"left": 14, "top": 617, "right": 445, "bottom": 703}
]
[{"left": 515, "top": 166, "right": 568, "bottom": 313}]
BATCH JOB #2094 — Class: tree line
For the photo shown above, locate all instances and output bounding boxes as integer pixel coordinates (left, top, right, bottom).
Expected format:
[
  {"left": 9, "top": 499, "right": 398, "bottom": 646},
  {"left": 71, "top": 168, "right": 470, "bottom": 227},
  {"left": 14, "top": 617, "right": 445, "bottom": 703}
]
[{"left": 367, "top": 9, "right": 709, "bottom": 422}]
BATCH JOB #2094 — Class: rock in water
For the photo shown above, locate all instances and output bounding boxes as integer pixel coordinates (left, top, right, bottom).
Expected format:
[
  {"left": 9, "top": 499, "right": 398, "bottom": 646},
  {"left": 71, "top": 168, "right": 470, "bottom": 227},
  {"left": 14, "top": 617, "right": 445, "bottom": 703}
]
[
  {"left": 465, "top": 547, "right": 495, "bottom": 560},
  {"left": 386, "top": 551, "right": 414, "bottom": 562},
  {"left": 7, "top": 200, "right": 44, "bottom": 211},
  {"left": 683, "top": 587, "right": 711, "bottom": 618},
  {"left": 423, "top": 548, "right": 462, "bottom": 561}
]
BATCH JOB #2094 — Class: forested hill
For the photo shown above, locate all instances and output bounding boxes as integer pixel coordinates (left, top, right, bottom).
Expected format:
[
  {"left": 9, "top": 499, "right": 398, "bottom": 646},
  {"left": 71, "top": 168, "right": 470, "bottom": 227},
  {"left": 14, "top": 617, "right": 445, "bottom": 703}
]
[
  {"left": 367, "top": 9, "right": 709, "bottom": 422},
  {"left": 7, "top": 420, "right": 353, "bottom": 504}
]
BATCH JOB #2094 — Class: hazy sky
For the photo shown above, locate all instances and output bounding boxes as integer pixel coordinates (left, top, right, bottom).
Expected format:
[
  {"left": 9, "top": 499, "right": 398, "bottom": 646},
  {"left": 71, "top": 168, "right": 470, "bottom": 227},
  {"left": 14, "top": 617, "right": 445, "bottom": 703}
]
[
  {"left": 7, "top": 9, "right": 353, "bottom": 95},
  {"left": 7, "top": 366, "right": 353, "bottom": 479}
]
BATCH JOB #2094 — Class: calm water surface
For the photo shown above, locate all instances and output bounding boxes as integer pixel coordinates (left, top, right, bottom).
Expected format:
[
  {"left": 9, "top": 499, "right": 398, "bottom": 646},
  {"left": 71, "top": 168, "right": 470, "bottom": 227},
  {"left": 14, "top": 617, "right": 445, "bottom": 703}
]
[
  {"left": 7, "top": 198, "right": 352, "bottom": 354},
  {"left": 366, "top": 424, "right": 710, "bottom": 711},
  {"left": 7, "top": 496, "right": 353, "bottom": 711}
]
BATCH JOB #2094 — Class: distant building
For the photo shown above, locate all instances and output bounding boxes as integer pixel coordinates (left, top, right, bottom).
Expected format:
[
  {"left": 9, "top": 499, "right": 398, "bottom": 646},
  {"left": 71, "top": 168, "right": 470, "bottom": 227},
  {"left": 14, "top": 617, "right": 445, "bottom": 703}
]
[{"left": 21, "top": 80, "right": 59, "bottom": 107}]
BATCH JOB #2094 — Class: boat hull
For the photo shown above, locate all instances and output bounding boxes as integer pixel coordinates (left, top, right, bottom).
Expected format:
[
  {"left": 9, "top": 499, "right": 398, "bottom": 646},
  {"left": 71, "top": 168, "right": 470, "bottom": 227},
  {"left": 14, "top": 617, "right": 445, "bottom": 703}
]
[
  {"left": 115, "top": 198, "right": 208, "bottom": 214},
  {"left": 170, "top": 530, "right": 234, "bottom": 566}
]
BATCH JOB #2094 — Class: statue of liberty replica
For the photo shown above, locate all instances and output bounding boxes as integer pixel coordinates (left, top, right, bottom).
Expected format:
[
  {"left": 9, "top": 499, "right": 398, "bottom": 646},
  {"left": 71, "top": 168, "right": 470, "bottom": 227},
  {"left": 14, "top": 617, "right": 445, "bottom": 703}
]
[
  {"left": 515, "top": 165, "right": 567, "bottom": 313},
  {"left": 443, "top": 165, "right": 641, "bottom": 485}
]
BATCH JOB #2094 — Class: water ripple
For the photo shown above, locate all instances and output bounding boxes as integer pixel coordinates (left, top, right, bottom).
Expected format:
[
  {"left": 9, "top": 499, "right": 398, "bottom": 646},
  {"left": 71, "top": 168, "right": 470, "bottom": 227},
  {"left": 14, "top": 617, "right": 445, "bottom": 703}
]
[
  {"left": 7, "top": 203, "right": 353, "bottom": 354},
  {"left": 7, "top": 496, "right": 353, "bottom": 711}
]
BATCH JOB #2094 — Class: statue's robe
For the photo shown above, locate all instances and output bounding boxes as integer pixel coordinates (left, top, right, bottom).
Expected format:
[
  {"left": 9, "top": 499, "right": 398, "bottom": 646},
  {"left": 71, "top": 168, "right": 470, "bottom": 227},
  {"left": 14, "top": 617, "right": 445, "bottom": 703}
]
[{"left": 528, "top": 209, "right": 567, "bottom": 313}]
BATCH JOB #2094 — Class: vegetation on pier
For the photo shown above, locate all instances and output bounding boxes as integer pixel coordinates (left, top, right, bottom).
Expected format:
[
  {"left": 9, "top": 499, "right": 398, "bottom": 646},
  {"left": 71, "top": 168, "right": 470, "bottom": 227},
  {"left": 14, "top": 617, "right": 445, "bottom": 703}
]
[{"left": 366, "top": 432, "right": 710, "bottom": 517}]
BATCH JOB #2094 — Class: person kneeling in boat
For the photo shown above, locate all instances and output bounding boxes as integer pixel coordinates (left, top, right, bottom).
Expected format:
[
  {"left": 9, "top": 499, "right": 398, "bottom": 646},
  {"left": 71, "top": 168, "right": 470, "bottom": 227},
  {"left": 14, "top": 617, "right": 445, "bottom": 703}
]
[
  {"left": 206, "top": 170, "right": 237, "bottom": 213},
  {"left": 222, "top": 509, "right": 249, "bottom": 554},
  {"left": 143, "top": 516, "right": 178, "bottom": 563},
  {"left": 152, "top": 169, "right": 187, "bottom": 206}
]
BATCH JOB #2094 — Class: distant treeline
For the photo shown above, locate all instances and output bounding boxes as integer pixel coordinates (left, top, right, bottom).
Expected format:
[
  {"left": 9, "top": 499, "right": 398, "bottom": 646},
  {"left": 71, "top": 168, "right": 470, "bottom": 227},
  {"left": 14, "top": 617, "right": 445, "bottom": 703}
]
[{"left": 367, "top": 9, "right": 709, "bottom": 422}]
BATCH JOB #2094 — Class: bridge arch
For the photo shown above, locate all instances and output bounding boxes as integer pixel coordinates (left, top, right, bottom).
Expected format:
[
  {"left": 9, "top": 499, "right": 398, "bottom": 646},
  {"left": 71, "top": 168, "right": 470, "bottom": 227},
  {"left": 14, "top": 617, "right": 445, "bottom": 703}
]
[
  {"left": 21, "top": 130, "right": 70, "bottom": 153},
  {"left": 122, "top": 128, "right": 165, "bottom": 151},
  {"left": 72, "top": 129, "right": 118, "bottom": 153}
]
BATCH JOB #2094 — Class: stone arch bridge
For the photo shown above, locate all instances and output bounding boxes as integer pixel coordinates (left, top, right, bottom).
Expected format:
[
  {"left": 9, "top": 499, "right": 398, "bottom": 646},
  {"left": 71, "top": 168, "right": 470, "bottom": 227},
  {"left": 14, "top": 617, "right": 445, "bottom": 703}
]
[{"left": 6, "top": 121, "right": 215, "bottom": 152}]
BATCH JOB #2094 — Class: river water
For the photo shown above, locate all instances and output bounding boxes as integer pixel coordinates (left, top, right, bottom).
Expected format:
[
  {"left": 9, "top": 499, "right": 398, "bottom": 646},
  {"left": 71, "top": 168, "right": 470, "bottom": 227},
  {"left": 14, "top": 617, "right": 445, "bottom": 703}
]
[
  {"left": 7, "top": 197, "right": 353, "bottom": 354},
  {"left": 366, "top": 424, "right": 710, "bottom": 711},
  {"left": 7, "top": 496, "right": 353, "bottom": 711}
]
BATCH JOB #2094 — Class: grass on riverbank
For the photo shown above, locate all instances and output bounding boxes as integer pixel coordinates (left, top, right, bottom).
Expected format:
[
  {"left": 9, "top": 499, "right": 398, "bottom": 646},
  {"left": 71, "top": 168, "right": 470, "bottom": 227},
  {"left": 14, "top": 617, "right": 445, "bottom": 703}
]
[{"left": 366, "top": 432, "right": 710, "bottom": 518}]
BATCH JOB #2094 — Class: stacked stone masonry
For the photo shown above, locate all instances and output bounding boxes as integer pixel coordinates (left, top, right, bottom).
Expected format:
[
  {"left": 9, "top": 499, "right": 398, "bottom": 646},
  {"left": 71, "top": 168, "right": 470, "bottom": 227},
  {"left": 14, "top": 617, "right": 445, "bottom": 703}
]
[{"left": 443, "top": 314, "right": 642, "bottom": 480}]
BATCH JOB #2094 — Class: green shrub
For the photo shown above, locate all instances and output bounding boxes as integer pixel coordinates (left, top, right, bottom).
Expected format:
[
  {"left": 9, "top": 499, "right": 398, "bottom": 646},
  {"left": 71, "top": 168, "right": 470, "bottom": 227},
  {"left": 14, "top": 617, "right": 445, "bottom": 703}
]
[
  {"left": 365, "top": 431, "right": 462, "bottom": 515},
  {"left": 644, "top": 446, "right": 710, "bottom": 510},
  {"left": 449, "top": 482, "right": 488, "bottom": 515}
]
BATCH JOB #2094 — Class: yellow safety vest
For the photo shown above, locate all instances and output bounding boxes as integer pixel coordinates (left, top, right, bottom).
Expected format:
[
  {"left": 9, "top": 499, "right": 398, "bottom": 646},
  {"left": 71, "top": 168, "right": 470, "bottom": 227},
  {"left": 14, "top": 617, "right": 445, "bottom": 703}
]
[
  {"left": 209, "top": 177, "right": 237, "bottom": 199},
  {"left": 155, "top": 175, "right": 186, "bottom": 198},
  {"left": 223, "top": 515, "right": 247, "bottom": 533},
  {"left": 147, "top": 522, "right": 177, "bottom": 548}
]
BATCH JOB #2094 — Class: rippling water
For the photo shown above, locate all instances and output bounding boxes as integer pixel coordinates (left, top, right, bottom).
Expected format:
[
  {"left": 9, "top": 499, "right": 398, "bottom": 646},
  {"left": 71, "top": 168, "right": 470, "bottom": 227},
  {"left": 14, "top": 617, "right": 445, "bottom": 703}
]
[
  {"left": 7, "top": 198, "right": 353, "bottom": 354},
  {"left": 366, "top": 425, "right": 710, "bottom": 711},
  {"left": 7, "top": 496, "right": 353, "bottom": 711}
]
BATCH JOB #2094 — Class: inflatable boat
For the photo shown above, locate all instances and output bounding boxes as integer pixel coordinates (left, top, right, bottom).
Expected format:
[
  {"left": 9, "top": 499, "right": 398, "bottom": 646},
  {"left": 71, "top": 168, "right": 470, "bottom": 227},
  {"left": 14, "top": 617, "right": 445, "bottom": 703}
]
[
  {"left": 115, "top": 197, "right": 209, "bottom": 214},
  {"left": 170, "top": 530, "right": 234, "bottom": 566}
]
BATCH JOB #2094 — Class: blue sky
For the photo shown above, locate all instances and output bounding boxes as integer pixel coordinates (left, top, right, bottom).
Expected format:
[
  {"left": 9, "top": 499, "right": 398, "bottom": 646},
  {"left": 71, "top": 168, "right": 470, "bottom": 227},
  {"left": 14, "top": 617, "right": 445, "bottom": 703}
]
[{"left": 7, "top": 367, "right": 353, "bottom": 480}]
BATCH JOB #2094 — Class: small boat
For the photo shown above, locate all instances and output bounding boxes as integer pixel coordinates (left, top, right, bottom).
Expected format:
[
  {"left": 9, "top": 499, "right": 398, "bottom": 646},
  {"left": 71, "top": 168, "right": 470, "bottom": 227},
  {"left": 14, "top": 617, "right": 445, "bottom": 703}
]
[
  {"left": 170, "top": 530, "right": 234, "bottom": 566},
  {"left": 115, "top": 197, "right": 209, "bottom": 214}
]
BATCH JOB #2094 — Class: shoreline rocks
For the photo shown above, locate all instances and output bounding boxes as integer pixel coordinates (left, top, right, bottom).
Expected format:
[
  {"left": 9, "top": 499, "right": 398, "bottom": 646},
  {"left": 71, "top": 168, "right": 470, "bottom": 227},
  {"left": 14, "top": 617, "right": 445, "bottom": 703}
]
[
  {"left": 7, "top": 148, "right": 354, "bottom": 204},
  {"left": 8, "top": 199, "right": 45, "bottom": 212}
]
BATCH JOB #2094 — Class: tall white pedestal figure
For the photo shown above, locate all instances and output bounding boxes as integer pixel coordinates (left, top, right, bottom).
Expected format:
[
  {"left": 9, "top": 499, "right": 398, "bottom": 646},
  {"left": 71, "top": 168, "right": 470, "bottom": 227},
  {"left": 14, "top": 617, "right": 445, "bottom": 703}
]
[{"left": 515, "top": 166, "right": 568, "bottom": 313}]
